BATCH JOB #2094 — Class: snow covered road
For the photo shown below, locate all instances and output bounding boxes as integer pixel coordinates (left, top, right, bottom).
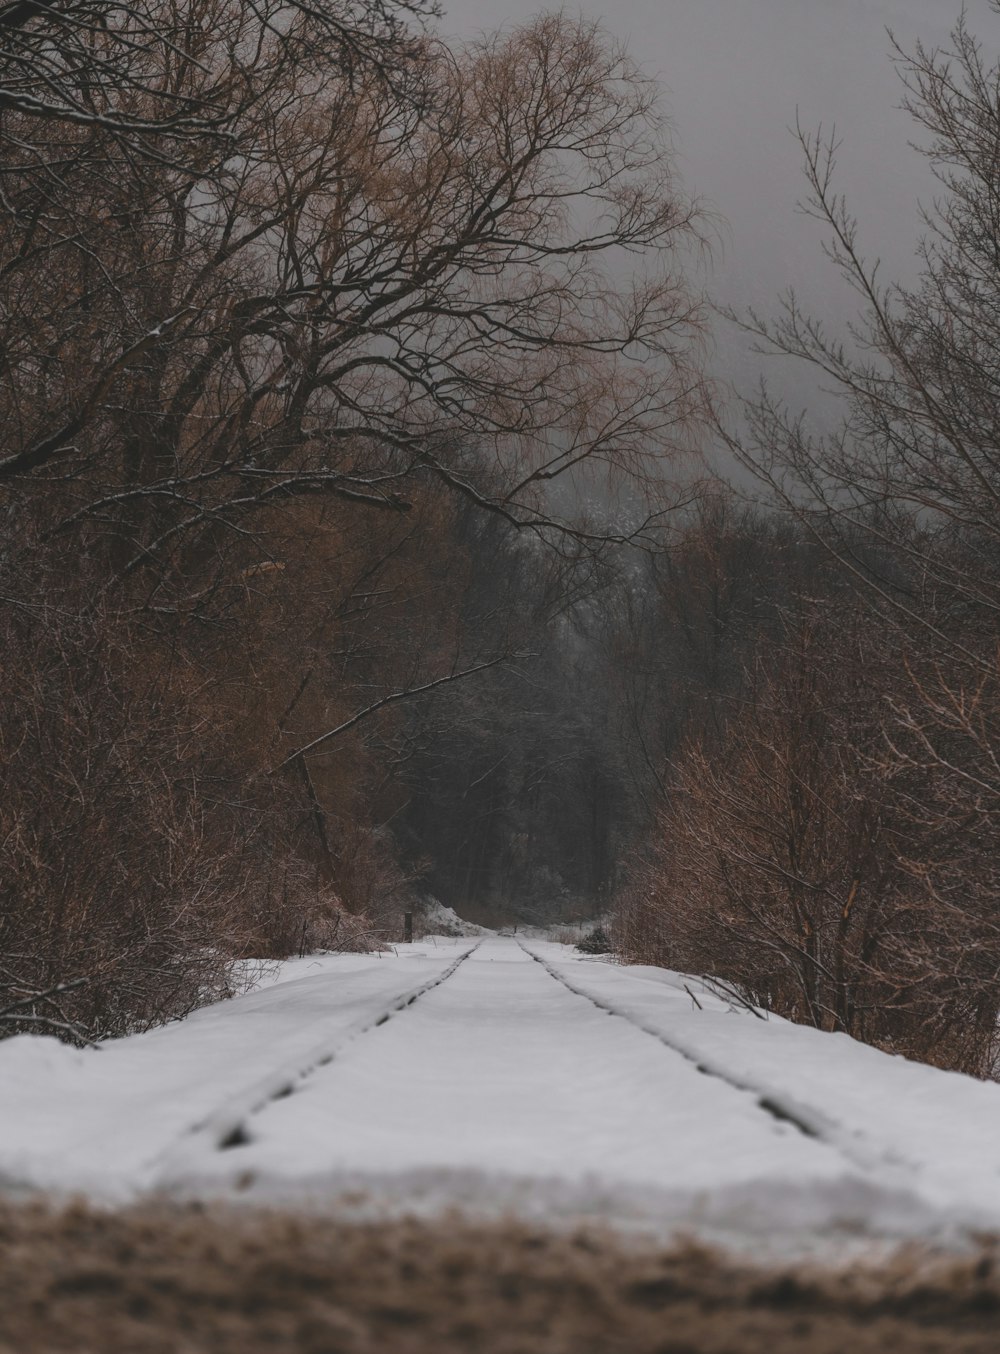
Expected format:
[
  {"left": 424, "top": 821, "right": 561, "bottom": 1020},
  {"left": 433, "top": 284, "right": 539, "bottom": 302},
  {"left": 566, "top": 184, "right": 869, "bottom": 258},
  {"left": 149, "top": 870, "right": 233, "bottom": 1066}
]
[{"left": 4, "top": 935, "right": 1000, "bottom": 1254}]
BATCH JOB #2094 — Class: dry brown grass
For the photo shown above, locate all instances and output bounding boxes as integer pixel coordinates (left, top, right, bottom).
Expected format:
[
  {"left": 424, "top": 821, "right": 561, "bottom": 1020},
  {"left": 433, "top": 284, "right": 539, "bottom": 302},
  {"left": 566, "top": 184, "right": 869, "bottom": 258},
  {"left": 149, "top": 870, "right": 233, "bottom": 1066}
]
[{"left": 2, "top": 1201, "right": 1000, "bottom": 1353}]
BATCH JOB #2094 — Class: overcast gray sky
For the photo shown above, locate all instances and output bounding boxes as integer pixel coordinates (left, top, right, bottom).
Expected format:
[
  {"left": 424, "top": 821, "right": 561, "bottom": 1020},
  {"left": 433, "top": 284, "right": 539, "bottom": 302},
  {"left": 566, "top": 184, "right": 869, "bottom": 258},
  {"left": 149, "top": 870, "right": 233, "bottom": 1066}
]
[{"left": 440, "top": 0, "right": 996, "bottom": 403}]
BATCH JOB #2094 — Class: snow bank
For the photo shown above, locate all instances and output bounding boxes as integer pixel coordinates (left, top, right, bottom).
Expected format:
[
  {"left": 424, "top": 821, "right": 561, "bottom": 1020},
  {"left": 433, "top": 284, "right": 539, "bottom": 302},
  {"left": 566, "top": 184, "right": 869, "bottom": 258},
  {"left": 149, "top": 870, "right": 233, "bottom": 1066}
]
[
  {"left": 416, "top": 900, "right": 493, "bottom": 938},
  {"left": 5, "top": 937, "right": 1000, "bottom": 1259},
  {"left": 531, "top": 943, "right": 1000, "bottom": 1230},
  {"left": 0, "top": 944, "right": 473, "bottom": 1201}
]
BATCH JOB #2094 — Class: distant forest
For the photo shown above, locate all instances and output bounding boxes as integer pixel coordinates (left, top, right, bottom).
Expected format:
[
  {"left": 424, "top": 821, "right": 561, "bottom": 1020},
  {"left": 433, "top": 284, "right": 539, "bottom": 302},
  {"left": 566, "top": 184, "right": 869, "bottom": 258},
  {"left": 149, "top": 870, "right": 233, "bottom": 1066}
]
[{"left": 3, "top": 0, "right": 1000, "bottom": 1078}]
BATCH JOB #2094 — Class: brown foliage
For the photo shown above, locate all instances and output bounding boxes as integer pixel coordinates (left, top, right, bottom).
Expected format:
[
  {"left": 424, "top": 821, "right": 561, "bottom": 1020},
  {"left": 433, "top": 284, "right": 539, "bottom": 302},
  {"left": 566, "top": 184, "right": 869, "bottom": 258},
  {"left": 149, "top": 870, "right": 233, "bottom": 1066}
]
[
  {"left": 0, "top": 0, "right": 707, "bottom": 1038},
  {"left": 0, "top": 2, "right": 706, "bottom": 573},
  {"left": 669, "top": 9, "right": 1000, "bottom": 1076},
  {"left": 619, "top": 592, "right": 1000, "bottom": 1075},
  {"left": 0, "top": 570, "right": 262, "bottom": 1037}
]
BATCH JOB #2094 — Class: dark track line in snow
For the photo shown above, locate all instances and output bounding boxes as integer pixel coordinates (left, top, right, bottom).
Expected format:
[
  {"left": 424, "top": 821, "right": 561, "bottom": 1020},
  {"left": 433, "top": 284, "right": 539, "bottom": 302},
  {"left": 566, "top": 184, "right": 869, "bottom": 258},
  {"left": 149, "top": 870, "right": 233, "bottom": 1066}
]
[
  {"left": 156, "top": 943, "right": 481, "bottom": 1174},
  {"left": 518, "top": 942, "right": 919, "bottom": 1185}
]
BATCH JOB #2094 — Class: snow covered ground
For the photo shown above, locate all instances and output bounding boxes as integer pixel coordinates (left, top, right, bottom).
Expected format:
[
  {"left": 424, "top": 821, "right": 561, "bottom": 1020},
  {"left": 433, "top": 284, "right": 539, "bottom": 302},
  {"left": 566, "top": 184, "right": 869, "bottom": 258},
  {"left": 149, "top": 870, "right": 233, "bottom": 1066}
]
[{"left": 3, "top": 936, "right": 1000, "bottom": 1257}]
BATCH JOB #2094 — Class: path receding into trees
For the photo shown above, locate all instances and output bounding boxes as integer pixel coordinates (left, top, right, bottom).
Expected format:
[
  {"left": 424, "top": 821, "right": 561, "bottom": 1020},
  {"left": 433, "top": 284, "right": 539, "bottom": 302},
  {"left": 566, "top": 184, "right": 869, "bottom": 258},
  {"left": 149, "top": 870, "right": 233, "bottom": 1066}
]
[{"left": 3, "top": 935, "right": 1000, "bottom": 1255}]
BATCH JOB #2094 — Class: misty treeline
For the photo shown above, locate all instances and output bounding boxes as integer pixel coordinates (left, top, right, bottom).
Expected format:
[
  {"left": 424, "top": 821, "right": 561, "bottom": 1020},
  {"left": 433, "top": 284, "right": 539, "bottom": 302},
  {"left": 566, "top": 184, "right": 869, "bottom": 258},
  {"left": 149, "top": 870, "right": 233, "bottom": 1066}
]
[
  {"left": 7, "top": 0, "right": 1000, "bottom": 1088},
  {"left": 619, "top": 5, "right": 1000, "bottom": 1078},
  {"left": 0, "top": 0, "right": 709, "bottom": 1039}
]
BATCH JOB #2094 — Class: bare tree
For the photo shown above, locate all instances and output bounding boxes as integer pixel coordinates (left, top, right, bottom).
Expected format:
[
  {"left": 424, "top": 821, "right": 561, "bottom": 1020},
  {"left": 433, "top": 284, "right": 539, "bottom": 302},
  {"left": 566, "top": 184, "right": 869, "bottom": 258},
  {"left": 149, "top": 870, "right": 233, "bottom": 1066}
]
[
  {"left": 677, "top": 7, "right": 1000, "bottom": 1073},
  {"left": 618, "top": 595, "right": 1000, "bottom": 1072},
  {"left": 724, "top": 7, "right": 1000, "bottom": 665},
  {"left": 0, "top": 9, "right": 707, "bottom": 599},
  {"left": 0, "top": 0, "right": 430, "bottom": 141},
  {"left": 0, "top": 3, "right": 712, "bottom": 1039}
]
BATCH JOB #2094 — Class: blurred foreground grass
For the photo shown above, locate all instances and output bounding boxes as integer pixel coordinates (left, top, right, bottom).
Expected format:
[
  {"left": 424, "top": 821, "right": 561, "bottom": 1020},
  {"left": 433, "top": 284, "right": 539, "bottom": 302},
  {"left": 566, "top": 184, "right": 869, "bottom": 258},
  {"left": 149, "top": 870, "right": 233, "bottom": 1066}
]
[{"left": 2, "top": 1201, "right": 999, "bottom": 1352}]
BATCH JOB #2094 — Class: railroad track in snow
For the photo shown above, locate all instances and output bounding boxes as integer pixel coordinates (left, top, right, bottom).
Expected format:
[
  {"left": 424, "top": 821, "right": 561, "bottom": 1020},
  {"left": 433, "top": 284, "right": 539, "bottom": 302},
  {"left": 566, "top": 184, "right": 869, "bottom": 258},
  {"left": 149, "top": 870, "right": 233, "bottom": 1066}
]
[
  {"left": 152, "top": 942, "right": 481, "bottom": 1182},
  {"left": 517, "top": 940, "right": 921, "bottom": 1189}
]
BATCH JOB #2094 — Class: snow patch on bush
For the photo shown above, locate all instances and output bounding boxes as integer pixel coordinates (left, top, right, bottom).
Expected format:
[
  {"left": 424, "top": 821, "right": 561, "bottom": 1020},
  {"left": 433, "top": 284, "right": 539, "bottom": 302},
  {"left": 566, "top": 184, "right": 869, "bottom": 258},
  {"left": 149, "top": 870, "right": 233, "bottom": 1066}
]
[{"left": 416, "top": 901, "right": 493, "bottom": 938}]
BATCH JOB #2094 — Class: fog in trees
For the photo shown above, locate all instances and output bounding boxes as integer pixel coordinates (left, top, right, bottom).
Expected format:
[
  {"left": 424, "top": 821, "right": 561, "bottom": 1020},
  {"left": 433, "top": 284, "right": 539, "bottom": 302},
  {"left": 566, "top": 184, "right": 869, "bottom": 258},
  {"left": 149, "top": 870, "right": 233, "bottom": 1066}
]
[
  {"left": 7, "top": 0, "right": 1000, "bottom": 1084},
  {"left": 0, "top": 0, "right": 705, "bottom": 1039}
]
